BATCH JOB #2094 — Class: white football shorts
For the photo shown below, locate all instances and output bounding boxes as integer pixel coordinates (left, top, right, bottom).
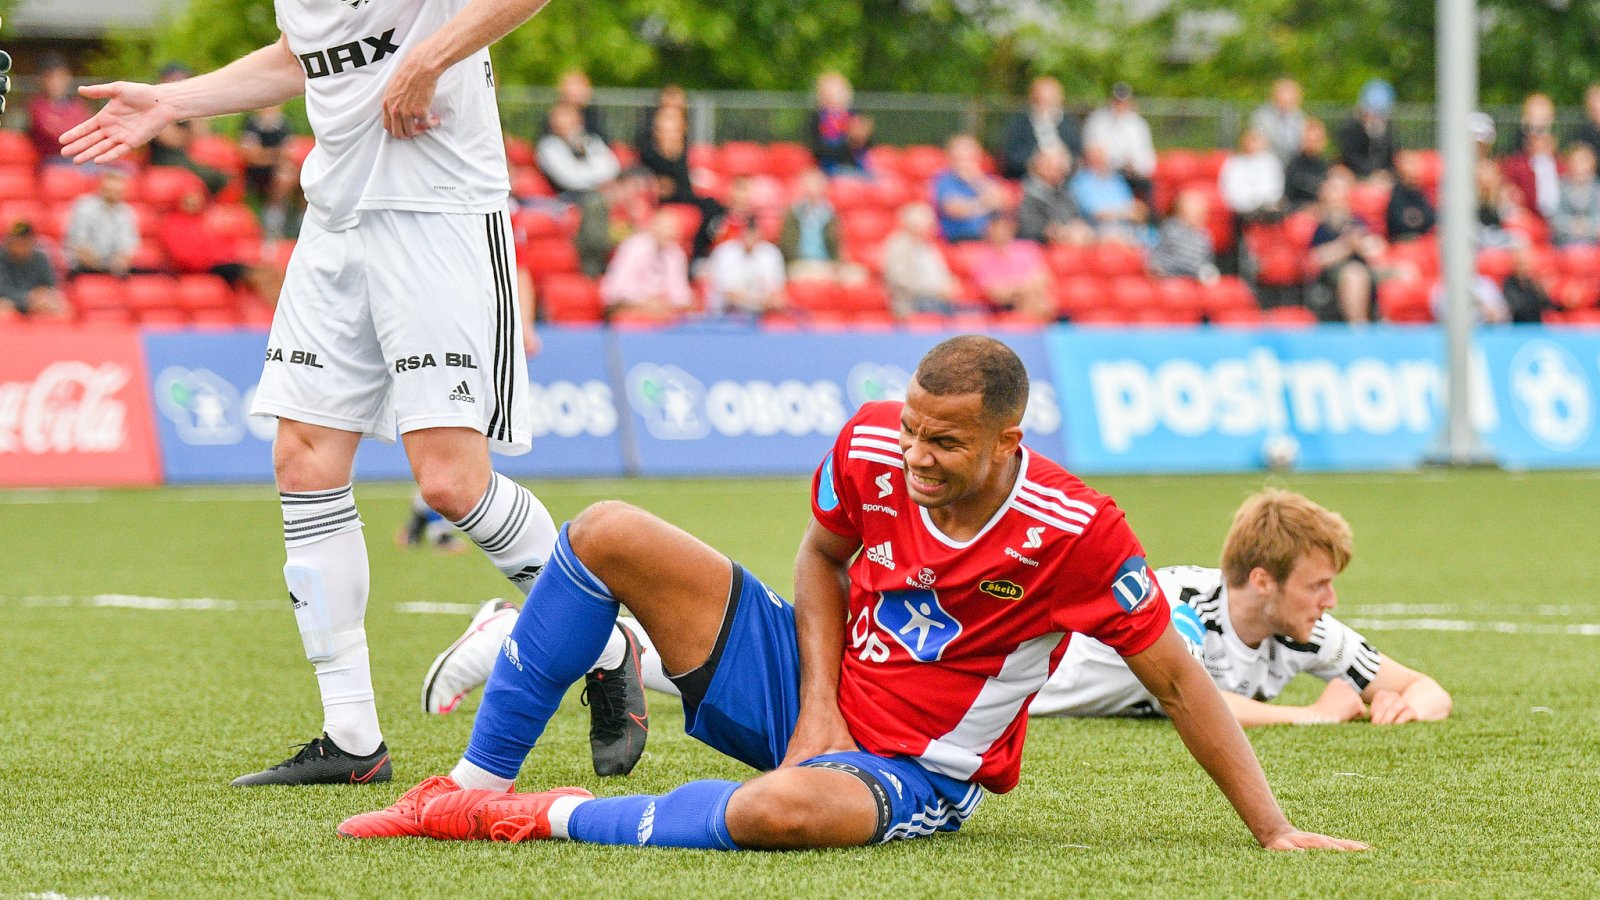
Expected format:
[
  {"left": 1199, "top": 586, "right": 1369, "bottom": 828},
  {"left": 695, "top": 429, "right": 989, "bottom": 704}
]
[{"left": 251, "top": 208, "right": 531, "bottom": 455}]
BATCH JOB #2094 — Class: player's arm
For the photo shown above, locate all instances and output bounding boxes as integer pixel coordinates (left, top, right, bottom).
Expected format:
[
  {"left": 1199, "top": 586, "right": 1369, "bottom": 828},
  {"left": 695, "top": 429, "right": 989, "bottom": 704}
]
[
  {"left": 1125, "top": 627, "right": 1368, "bottom": 851},
  {"left": 1219, "top": 679, "right": 1367, "bottom": 727},
  {"left": 1361, "top": 654, "right": 1452, "bottom": 725},
  {"left": 60, "top": 36, "right": 304, "bottom": 165},
  {"left": 780, "top": 518, "right": 860, "bottom": 767},
  {"left": 381, "top": 0, "right": 552, "bottom": 138}
]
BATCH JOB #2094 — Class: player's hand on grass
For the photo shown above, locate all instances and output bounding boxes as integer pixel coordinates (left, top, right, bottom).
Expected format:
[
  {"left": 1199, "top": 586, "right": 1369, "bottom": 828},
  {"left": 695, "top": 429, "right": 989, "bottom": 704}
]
[
  {"left": 381, "top": 53, "right": 442, "bottom": 139},
  {"left": 1367, "top": 689, "right": 1419, "bottom": 725},
  {"left": 60, "top": 82, "right": 173, "bottom": 164},
  {"left": 1310, "top": 679, "right": 1367, "bottom": 723},
  {"left": 779, "top": 707, "right": 857, "bottom": 768},
  {"left": 1263, "top": 829, "right": 1370, "bottom": 852}
]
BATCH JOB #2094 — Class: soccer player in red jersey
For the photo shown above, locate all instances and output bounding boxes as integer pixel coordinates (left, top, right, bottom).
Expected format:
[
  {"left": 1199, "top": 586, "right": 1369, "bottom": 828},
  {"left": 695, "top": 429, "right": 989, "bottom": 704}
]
[{"left": 342, "top": 335, "right": 1366, "bottom": 851}]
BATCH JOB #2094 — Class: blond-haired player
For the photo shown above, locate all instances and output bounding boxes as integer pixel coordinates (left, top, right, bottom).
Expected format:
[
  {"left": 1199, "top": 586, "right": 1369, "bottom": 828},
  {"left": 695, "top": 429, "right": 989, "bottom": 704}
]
[{"left": 1030, "top": 489, "right": 1451, "bottom": 726}]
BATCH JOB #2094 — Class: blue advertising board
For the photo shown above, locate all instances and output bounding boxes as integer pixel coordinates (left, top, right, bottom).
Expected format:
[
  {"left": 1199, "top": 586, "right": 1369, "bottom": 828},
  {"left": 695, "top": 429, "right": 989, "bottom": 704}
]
[
  {"left": 614, "top": 327, "right": 1065, "bottom": 476},
  {"left": 143, "top": 327, "right": 624, "bottom": 483},
  {"left": 1477, "top": 327, "right": 1600, "bottom": 468}
]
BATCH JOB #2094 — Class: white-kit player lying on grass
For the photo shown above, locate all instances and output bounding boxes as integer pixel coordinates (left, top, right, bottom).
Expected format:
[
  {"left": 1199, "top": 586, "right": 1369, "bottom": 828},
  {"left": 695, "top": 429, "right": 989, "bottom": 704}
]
[
  {"left": 1032, "top": 488, "right": 1452, "bottom": 727},
  {"left": 421, "top": 487, "right": 1449, "bottom": 782}
]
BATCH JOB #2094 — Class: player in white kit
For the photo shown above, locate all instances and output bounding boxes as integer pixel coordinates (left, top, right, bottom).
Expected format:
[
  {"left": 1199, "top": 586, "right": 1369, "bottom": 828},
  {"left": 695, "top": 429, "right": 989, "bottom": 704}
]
[
  {"left": 1030, "top": 490, "right": 1453, "bottom": 726},
  {"left": 60, "top": 0, "right": 645, "bottom": 785}
]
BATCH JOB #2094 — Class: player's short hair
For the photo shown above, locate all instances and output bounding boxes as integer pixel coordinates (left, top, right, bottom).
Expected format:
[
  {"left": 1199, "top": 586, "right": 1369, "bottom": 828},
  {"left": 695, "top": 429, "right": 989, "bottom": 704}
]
[
  {"left": 1220, "top": 489, "right": 1353, "bottom": 588},
  {"left": 913, "top": 335, "right": 1029, "bottom": 426}
]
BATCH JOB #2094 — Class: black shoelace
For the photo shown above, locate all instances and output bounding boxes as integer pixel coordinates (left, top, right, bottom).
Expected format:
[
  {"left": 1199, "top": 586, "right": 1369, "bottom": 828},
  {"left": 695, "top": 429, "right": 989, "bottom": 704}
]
[
  {"left": 581, "top": 671, "right": 627, "bottom": 743},
  {"left": 274, "top": 738, "right": 328, "bottom": 769}
]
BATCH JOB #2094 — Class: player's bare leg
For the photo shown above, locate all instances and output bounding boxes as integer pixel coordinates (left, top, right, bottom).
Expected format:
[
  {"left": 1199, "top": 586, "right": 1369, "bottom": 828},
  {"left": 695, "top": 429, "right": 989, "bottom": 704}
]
[{"left": 235, "top": 419, "right": 393, "bottom": 787}]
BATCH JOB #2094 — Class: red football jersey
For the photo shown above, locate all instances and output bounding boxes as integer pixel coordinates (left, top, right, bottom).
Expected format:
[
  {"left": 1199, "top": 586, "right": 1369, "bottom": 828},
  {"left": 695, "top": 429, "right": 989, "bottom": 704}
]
[{"left": 810, "top": 401, "right": 1168, "bottom": 793}]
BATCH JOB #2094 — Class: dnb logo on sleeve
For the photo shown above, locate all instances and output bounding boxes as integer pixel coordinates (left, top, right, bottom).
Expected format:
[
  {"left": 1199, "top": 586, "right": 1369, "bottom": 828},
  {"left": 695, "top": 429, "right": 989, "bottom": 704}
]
[
  {"left": 876, "top": 589, "right": 962, "bottom": 662},
  {"left": 1112, "top": 557, "right": 1155, "bottom": 613},
  {"left": 816, "top": 452, "right": 841, "bottom": 512}
]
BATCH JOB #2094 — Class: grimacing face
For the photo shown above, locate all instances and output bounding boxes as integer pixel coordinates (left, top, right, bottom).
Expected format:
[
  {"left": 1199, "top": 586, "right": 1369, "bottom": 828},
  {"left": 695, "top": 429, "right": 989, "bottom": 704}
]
[
  {"left": 898, "top": 380, "right": 1018, "bottom": 510},
  {"left": 1259, "top": 550, "right": 1339, "bottom": 644}
]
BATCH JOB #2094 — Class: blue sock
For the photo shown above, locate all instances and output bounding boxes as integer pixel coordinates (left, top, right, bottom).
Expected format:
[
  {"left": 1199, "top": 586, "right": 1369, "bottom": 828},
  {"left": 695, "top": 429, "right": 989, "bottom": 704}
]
[
  {"left": 568, "top": 780, "right": 741, "bottom": 850},
  {"left": 462, "top": 524, "right": 617, "bottom": 780}
]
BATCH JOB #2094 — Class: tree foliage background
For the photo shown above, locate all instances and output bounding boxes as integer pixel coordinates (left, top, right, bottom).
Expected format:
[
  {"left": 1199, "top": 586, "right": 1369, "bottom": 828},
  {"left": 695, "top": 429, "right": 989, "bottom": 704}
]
[{"left": 94, "top": 0, "right": 1600, "bottom": 105}]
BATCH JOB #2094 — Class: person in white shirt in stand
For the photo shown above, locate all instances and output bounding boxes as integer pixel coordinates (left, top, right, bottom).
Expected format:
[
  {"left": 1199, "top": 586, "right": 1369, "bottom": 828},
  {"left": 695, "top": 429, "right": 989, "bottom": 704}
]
[{"left": 706, "top": 216, "right": 786, "bottom": 318}]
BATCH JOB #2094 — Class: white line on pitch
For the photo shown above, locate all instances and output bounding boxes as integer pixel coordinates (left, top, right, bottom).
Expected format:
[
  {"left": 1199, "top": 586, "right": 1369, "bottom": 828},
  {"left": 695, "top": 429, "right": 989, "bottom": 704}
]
[{"left": 1343, "top": 617, "right": 1600, "bottom": 636}]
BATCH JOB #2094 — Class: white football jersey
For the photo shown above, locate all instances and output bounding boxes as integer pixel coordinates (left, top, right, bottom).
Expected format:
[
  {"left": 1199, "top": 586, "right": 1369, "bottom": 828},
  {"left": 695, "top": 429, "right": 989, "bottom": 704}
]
[
  {"left": 1028, "top": 565, "right": 1383, "bottom": 717},
  {"left": 277, "top": 0, "right": 509, "bottom": 230}
]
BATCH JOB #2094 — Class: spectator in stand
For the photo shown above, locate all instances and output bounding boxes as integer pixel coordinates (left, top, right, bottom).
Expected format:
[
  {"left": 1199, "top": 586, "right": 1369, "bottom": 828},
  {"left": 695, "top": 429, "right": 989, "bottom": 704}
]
[
  {"left": 1150, "top": 189, "right": 1219, "bottom": 283},
  {"left": 1001, "top": 76, "right": 1082, "bottom": 181},
  {"left": 1469, "top": 111, "right": 1497, "bottom": 161},
  {"left": 1500, "top": 95, "right": 1561, "bottom": 222},
  {"left": 158, "top": 187, "right": 280, "bottom": 300},
  {"left": 1476, "top": 158, "right": 1522, "bottom": 250},
  {"left": 1386, "top": 150, "right": 1437, "bottom": 243},
  {"left": 0, "top": 222, "right": 68, "bottom": 319},
  {"left": 1503, "top": 247, "right": 1556, "bottom": 323},
  {"left": 64, "top": 169, "right": 138, "bottom": 278},
  {"left": 240, "top": 105, "right": 293, "bottom": 202},
  {"left": 26, "top": 54, "right": 90, "bottom": 169},
  {"left": 1082, "top": 82, "right": 1156, "bottom": 206},
  {"left": 707, "top": 215, "right": 786, "bottom": 318},
  {"left": 1431, "top": 275, "right": 1510, "bottom": 325},
  {"left": 806, "top": 72, "right": 874, "bottom": 177},
  {"left": 1337, "top": 79, "right": 1398, "bottom": 183},
  {"left": 148, "top": 65, "right": 229, "bottom": 195},
  {"left": 1017, "top": 146, "right": 1092, "bottom": 246},
  {"left": 1553, "top": 144, "right": 1600, "bottom": 248},
  {"left": 1577, "top": 85, "right": 1600, "bottom": 163},
  {"left": 1070, "top": 142, "right": 1145, "bottom": 243},
  {"left": 549, "top": 69, "right": 607, "bottom": 142},
  {"left": 1309, "top": 167, "right": 1386, "bottom": 323},
  {"left": 1250, "top": 78, "right": 1306, "bottom": 165},
  {"left": 599, "top": 208, "right": 693, "bottom": 319},
  {"left": 537, "top": 101, "right": 620, "bottom": 195},
  {"left": 639, "top": 106, "right": 724, "bottom": 261},
  {"left": 779, "top": 168, "right": 864, "bottom": 283},
  {"left": 1219, "top": 127, "right": 1285, "bottom": 223},
  {"left": 1284, "top": 118, "right": 1331, "bottom": 209},
  {"left": 967, "top": 214, "right": 1054, "bottom": 321},
  {"left": 635, "top": 84, "right": 688, "bottom": 148},
  {"left": 261, "top": 157, "right": 308, "bottom": 243},
  {"left": 932, "top": 134, "right": 1006, "bottom": 243},
  {"left": 882, "top": 202, "right": 959, "bottom": 317}
]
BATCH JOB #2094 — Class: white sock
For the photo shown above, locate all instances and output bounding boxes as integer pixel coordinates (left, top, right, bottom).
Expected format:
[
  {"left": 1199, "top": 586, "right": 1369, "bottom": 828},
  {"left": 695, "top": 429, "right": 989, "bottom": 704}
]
[
  {"left": 451, "top": 757, "right": 515, "bottom": 792},
  {"left": 280, "top": 485, "right": 381, "bottom": 756},
  {"left": 546, "top": 795, "right": 590, "bottom": 840},
  {"left": 593, "top": 623, "right": 627, "bottom": 672},
  {"left": 617, "top": 617, "right": 680, "bottom": 697},
  {"left": 453, "top": 473, "right": 558, "bottom": 596}
]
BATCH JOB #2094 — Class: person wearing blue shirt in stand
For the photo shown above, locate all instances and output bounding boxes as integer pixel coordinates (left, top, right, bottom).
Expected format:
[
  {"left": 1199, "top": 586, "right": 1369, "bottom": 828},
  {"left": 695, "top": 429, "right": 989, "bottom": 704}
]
[
  {"left": 1070, "top": 143, "right": 1147, "bottom": 244},
  {"left": 932, "top": 134, "right": 1006, "bottom": 243}
]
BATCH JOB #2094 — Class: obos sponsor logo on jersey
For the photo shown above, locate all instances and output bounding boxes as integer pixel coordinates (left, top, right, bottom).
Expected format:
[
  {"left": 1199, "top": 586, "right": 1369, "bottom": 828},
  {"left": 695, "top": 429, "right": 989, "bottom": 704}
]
[
  {"left": 1111, "top": 556, "right": 1155, "bottom": 613},
  {"left": 876, "top": 588, "right": 961, "bottom": 662},
  {"left": 155, "top": 367, "right": 245, "bottom": 445},
  {"left": 978, "top": 579, "right": 1025, "bottom": 601}
]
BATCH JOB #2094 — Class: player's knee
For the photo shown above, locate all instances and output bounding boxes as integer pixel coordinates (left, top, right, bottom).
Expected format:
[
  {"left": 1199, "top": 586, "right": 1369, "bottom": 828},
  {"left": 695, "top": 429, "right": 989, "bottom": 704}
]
[
  {"left": 273, "top": 429, "right": 339, "bottom": 492},
  {"left": 725, "top": 775, "right": 867, "bottom": 849},
  {"left": 567, "top": 501, "right": 649, "bottom": 573},
  {"left": 414, "top": 468, "right": 488, "bottom": 522}
]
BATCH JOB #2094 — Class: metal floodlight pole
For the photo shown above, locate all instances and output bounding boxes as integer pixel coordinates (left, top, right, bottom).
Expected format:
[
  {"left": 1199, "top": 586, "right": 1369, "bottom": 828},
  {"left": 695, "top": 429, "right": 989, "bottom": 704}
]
[{"left": 1426, "top": 0, "right": 1497, "bottom": 467}]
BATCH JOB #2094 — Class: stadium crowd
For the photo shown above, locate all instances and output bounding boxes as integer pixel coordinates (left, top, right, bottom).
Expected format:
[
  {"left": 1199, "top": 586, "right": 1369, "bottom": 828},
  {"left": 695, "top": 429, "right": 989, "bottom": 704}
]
[{"left": 8, "top": 56, "right": 1600, "bottom": 330}]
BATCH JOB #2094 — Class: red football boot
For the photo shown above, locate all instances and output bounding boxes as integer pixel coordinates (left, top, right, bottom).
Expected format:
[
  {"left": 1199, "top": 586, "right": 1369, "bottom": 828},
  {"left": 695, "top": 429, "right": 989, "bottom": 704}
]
[
  {"left": 336, "top": 775, "right": 472, "bottom": 838},
  {"left": 420, "top": 786, "right": 595, "bottom": 842}
]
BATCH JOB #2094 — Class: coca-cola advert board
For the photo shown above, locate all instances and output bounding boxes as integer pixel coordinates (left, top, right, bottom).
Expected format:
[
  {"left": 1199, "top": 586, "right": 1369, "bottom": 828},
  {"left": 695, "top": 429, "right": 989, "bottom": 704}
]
[{"left": 0, "top": 327, "right": 163, "bottom": 487}]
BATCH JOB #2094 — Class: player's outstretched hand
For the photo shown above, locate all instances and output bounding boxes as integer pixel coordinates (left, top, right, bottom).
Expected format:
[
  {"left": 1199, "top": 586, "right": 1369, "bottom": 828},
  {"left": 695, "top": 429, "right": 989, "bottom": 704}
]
[
  {"left": 59, "top": 82, "right": 171, "bottom": 164},
  {"left": 1367, "top": 689, "right": 1419, "bottom": 725},
  {"left": 1310, "top": 678, "right": 1367, "bottom": 723},
  {"left": 1264, "top": 830, "right": 1370, "bottom": 852},
  {"left": 381, "top": 54, "right": 442, "bottom": 139}
]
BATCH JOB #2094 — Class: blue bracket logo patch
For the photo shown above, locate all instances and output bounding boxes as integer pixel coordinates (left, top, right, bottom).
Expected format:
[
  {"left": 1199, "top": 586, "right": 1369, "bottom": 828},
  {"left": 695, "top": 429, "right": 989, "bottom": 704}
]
[{"left": 875, "top": 588, "right": 961, "bottom": 662}]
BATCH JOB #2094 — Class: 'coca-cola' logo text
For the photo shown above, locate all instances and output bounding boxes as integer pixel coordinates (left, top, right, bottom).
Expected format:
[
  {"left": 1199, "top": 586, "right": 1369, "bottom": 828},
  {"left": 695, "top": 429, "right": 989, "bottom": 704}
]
[{"left": 0, "top": 362, "right": 131, "bottom": 455}]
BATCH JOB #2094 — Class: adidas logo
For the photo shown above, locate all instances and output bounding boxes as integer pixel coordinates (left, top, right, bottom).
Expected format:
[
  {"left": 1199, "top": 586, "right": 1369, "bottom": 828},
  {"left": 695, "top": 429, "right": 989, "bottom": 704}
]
[
  {"left": 501, "top": 635, "right": 523, "bottom": 671},
  {"left": 448, "top": 381, "right": 476, "bottom": 403},
  {"left": 865, "top": 541, "right": 895, "bottom": 569}
]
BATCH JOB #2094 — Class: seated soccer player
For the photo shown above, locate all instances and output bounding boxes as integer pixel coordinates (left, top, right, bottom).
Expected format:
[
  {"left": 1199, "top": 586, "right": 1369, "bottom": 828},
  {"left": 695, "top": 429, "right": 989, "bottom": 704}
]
[
  {"left": 1030, "top": 490, "right": 1453, "bottom": 726},
  {"left": 349, "top": 336, "right": 1365, "bottom": 852}
]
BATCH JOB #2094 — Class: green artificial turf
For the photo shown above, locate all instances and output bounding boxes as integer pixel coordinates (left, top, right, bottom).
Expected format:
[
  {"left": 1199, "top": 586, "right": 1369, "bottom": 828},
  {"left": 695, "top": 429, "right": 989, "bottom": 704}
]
[{"left": 2, "top": 471, "right": 1598, "bottom": 898}]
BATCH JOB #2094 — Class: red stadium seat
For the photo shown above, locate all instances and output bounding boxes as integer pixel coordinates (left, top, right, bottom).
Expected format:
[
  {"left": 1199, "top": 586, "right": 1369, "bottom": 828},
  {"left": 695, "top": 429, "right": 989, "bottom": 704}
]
[
  {"left": 130, "top": 240, "right": 168, "bottom": 271},
  {"left": 125, "top": 274, "right": 180, "bottom": 312},
  {"left": 1153, "top": 278, "right": 1204, "bottom": 317},
  {"left": 137, "top": 307, "right": 190, "bottom": 328},
  {"left": 285, "top": 135, "right": 316, "bottom": 167},
  {"left": 1196, "top": 150, "right": 1228, "bottom": 181},
  {"left": 866, "top": 175, "right": 911, "bottom": 210},
  {"left": 898, "top": 146, "right": 948, "bottom": 183},
  {"left": 0, "top": 130, "right": 39, "bottom": 169},
  {"left": 943, "top": 242, "right": 988, "bottom": 280},
  {"left": 827, "top": 177, "right": 875, "bottom": 214},
  {"left": 1348, "top": 183, "right": 1391, "bottom": 233},
  {"left": 611, "top": 143, "right": 638, "bottom": 170},
  {"left": 840, "top": 209, "right": 896, "bottom": 247},
  {"left": 504, "top": 137, "right": 536, "bottom": 168},
  {"left": 1203, "top": 276, "right": 1259, "bottom": 317},
  {"left": 658, "top": 203, "right": 702, "bottom": 253},
  {"left": 41, "top": 166, "right": 95, "bottom": 204},
  {"left": 687, "top": 144, "right": 718, "bottom": 172},
  {"left": 1055, "top": 277, "right": 1102, "bottom": 319},
  {"left": 510, "top": 167, "right": 554, "bottom": 200},
  {"left": 1045, "top": 244, "right": 1092, "bottom": 279},
  {"left": 540, "top": 273, "right": 603, "bottom": 323},
  {"left": 70, "top": 275, "right": 128, "bottom": 311},
  {"left": 1262, "top": 305, "right": 1319, "bottom": 327},
  {"left": 1476, "top": 247, "right": 1515, "bottom": 282},
  {"left": 1377, "top": 278, "right": 1434, "bottom": 323},
  {"left": 1558, "top": 244, "right": 1600, "bottom": 279},
  {"left": 189, "top": 135, "right": 246, "bottom": 175},
  {"left": 41, "top": 203, "right": 74, "bottom": 240},
  {"left": 1209, "top": 306, "right": 1264, "bottom": 326},
  {"left": 140, "top": 167, "right": 208, "bottom": 210},
  {"left": 1108, "top": 276, "right": 1156, "bottom": 313},
  {"left": 0, "top": 200, "right": 45, "bottom": 232},
  {"left": 0, "top": 166, "right": 36, "bottom": 202},
  {"left": 785, "top": 279, "right": 842, "bottom": 313},
  {"left": 863, "top": 146, "right": 902, "bottom": 176},
  {"left": 764, "top": 143, "right": 814, "bottom": 178},
  {"left": 1154, "top": 150, "right": 1202, "bottom": 187},
  {"left": 189, "top": 307, "right": 243, "bottom": 328},
  {"left": 521, "top": 238, "right": 579, "bottom": 277},
  {"left": 1385, "top": 238, "right": 1439, "bottom": 280},
  {"left": 1256, "top": 247, "right": 1304, "bottom": 287},
  {"left": 204, "top": 204, "right": 264, "bottom": 243},
  {"left": 513, "top": 208, "right": 573, "bottom": 241},
  {"left": 132, "top": 203, "right": 161, "bottom": 237},
  {"left": 78, "top": 307, "right": 135, "bottom": 326},
  {"left": 176, "top": 274, "right": 234, "bottom": 311},
  {"left": 1089, "top": 242, "right": 1145, "bottom": 278}
]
